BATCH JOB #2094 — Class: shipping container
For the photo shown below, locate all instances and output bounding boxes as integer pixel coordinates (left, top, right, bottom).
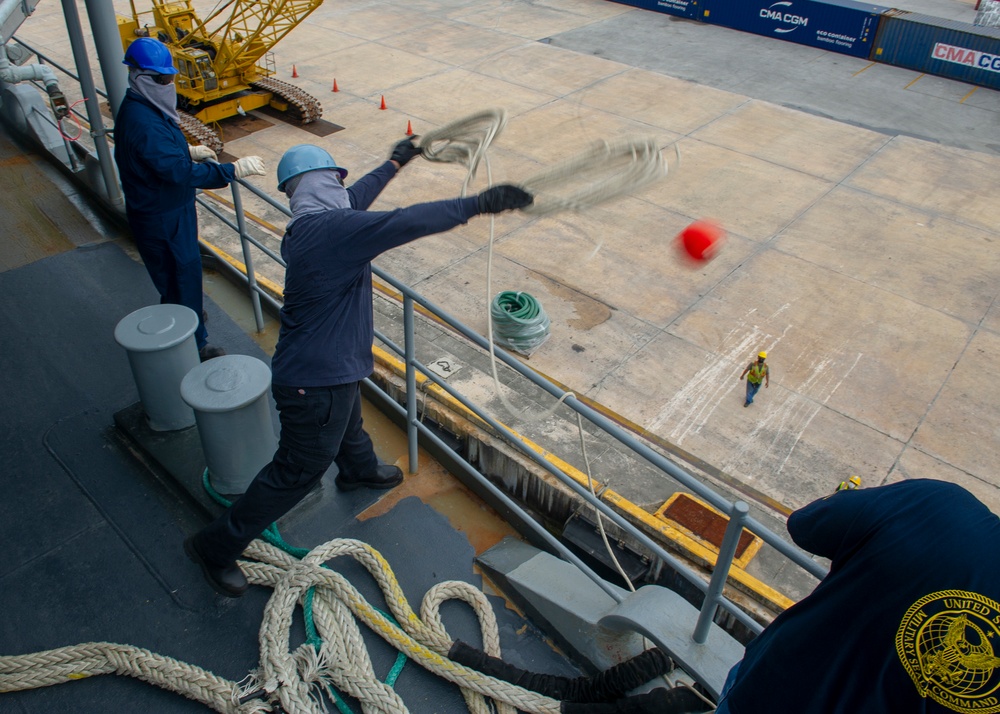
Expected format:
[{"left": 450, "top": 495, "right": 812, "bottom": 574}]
[
  {"left": 871, "top": 10, "right": 1000, "bottom": 90},
  {"left": 699, "top": 0, "right": 888, "bottom": 58},
  {"left": 607, "top": 0, "right": 703, "bottom": 20}
]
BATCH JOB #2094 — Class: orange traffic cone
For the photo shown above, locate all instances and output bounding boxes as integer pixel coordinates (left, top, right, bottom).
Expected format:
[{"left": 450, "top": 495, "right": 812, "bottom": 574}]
[
  {"left": 332, "top": 78, "right": 339, "bottom": 92},
  {"left": 379, "top": 95, "right": 386, "bottom": 110},
  {"left": 405, "top": 120, "right": 413, "bottom": 136},
  {"left": 292, "top": 65, "right": 299, "bottom": 78}
]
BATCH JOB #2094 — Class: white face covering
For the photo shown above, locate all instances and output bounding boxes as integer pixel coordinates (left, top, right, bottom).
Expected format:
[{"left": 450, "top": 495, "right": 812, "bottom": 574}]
[
  {"left": 128, "top": 68, "right": 180, "bottom": 125},
  {"left": 287, "top": 169, "right": 350, "bottom": 228}
]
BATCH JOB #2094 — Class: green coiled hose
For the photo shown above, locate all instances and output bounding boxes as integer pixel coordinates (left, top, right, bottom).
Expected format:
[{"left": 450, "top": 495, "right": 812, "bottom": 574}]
[{"left": 490, "top": 290, "right": 551, "bottom": 354}]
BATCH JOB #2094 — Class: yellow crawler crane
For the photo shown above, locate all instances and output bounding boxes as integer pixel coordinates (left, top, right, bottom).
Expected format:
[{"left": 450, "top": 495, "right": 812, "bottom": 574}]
[{"left": 118, "top": 0, "right": 323, "bottom": 153}]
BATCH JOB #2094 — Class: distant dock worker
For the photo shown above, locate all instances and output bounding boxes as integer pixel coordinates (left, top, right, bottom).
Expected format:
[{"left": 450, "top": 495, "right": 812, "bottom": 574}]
[
  {"left": 113, "top": 37, "right": 266, "bottom": 361},
  {"left": 835, "top": 475, "right": 861, "bottom": 492},
  {"left": 714, "top": 479, "right": 1000, "bottom": 714},
  {"left": 738, "top": 351, "right": 769, "bottom": 407},
  {"left": 184, "top": 140, "right": 533, "bottom": 597}
]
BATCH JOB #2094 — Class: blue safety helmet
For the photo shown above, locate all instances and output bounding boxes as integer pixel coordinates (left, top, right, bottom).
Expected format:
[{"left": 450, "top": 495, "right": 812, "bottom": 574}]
[
  {"left": 276, "top": 144, "right": 348, "bottom": 192},
  {"left": 123, "top": 37, "right": 177, "bottom": 75}
]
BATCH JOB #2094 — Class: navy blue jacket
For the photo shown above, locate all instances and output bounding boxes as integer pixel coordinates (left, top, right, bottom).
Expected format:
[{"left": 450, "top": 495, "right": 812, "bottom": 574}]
[
  {"left": 727, "top": 479, "right": 1000, "bottom": 713},
  {"left": 114, "top": 89, "right": 233, "bottom": 216},
  {"left": 271, "top": 161, "right": 480, "bottom": 387}
]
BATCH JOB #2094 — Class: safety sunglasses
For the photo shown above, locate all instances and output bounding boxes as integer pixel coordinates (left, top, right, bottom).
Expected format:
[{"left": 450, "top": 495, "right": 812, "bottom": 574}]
[{"left": 151, "top": 74, "right": 175, "bottom": 85}]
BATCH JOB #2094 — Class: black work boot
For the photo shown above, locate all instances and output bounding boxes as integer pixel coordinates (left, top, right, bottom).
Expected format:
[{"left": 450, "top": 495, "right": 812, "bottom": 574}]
[
  {"left": 199, "top": 345, "right": 226, "bottom": 361},
  {"left": 184, "top": 535, "right": 248, "bottom": 597},
  {"left": 335, "top": 464, "right": 404, "bottom": 492}
]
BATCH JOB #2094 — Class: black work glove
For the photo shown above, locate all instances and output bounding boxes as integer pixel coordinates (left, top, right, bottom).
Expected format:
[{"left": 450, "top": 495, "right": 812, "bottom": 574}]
[
  {"left": 477, "top": 185, "right": 533, "bottom": 214},
  {"left": 390, "top": 137, "right": 421, "bottom": 167}
]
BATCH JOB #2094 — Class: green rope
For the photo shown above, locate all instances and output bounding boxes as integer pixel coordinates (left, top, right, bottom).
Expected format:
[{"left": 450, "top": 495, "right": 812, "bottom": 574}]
[
  {"left": 490, "top": 291, "right": 551, "bottom": 354},
  {"left": 201, "top": 470, "right": 409, "bottom": 712}
]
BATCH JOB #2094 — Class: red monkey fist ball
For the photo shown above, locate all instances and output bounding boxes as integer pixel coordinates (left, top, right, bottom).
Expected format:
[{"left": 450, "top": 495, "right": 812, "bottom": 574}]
[{"left": 677, "top": 220, "right": 724, "bottom": 264}]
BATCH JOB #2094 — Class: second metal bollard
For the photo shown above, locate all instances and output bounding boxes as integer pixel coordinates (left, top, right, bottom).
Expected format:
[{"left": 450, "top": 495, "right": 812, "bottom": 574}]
[{"left": 180, "top": 354, "right": 277, "bottom": 495}]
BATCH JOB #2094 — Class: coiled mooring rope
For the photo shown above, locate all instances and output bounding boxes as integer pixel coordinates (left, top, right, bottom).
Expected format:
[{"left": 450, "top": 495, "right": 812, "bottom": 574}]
[{"left": 490, "top": 290, "right": 551, "bottom": 355}]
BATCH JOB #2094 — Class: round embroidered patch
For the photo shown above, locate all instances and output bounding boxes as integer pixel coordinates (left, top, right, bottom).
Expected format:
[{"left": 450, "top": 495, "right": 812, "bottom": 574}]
[{"left": 896, "top": 590, "right": 1000, "bottom": 712}]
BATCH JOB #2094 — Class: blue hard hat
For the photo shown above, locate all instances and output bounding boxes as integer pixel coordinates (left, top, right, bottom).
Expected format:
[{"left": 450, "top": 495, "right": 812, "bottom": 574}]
[
  {"left": 123, "top": 37, "right": 177, "bottom": 75},
  {"left": 277, "top": 144, "right": 348, "bottom": 192}
]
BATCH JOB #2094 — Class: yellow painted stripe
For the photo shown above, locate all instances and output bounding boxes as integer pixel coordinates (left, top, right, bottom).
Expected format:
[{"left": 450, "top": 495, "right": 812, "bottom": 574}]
[
  {"left": 200, "top": 190, "right": 285, "bottom": 235},
  {"left": 198, "top": 239, "right": 284, "bottom": 299},
  {"left": 959, "top": 87, "right": 978, "bottom": 104},
  {"left": 852, "top": 62, "right": 876, "bottom": 77},
  {"left": 904, "top": 74, "right": 925, "bottom": 89}
]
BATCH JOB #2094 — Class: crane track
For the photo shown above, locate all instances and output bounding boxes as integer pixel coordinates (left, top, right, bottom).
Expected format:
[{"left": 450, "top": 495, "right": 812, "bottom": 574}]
[
  {"left": 178, "top": 111, "right": 224, "bottom": 156},
  {"left": 251, "top": 76, "right": 322, "bottom": 124}
]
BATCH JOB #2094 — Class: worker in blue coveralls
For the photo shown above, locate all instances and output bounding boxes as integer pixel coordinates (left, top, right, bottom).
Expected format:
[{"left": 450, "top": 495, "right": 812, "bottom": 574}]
[
  {"left": 114, "top": 37, "right": 266, "bottom": 361},
  {"left": 715, "top": 479, "right": 1000, "bottom": 714},
  {"left": 185, "top": 140, "right": 534, "bottom": 596}
]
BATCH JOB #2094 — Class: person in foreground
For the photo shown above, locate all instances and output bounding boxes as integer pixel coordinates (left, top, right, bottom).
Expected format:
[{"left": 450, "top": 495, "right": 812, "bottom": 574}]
[
  {"left": 185, "top": 139, "right": 533, "bottom": 596},
  {"left": 715, "top": 478, "right": 1000, "bottom": 713}
]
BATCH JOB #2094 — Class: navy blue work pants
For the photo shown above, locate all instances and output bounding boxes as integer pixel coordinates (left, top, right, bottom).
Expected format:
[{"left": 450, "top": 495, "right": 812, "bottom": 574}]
[
  {"left": 127, "top": 204, "right": 208, "bottom": 349},
  {"left": 196, "top": 381, "right": 379, "bottom": 566}
]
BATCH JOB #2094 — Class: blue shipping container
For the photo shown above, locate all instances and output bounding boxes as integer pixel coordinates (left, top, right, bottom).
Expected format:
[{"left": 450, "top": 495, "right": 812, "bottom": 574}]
[
  {"left": 871, "top": 11, "right": 1000, "bottom": 91},
  {"left": 607, "top": 0, "right": 702, "bottom": 20},
  {"left": 700, "top": 0, "right": 888, "bottom": 58}
]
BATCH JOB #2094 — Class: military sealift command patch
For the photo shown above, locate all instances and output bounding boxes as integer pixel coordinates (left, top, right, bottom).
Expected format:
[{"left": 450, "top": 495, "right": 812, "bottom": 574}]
[{"left": 896, "top": 590, "right": 1000, "bottom": 712}]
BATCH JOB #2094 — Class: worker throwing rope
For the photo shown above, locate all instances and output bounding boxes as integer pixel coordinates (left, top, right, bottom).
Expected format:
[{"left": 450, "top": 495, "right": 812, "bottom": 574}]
[{"left": 184, "top": 137, "right": 533, "bottom": 599}]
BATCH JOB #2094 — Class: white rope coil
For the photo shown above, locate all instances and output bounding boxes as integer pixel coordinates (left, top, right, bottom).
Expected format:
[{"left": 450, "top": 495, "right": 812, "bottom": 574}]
[
  {"left": 418, "top": 108, "right": 508, "bottom": 196},
  {"left": 519, "top": 136, "right": 670, "bottom": 216}
]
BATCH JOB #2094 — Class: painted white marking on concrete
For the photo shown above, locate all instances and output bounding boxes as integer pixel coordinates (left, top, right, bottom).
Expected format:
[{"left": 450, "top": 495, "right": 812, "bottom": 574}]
[
  {"left": 724, "top": 350, "right": 864, "bottom": 482},
  {"left": 647, "top": 310, "right": 792, "bottom": 444},
  {"left": 427, "top": 356, "right": 462, "bottom": 380}
]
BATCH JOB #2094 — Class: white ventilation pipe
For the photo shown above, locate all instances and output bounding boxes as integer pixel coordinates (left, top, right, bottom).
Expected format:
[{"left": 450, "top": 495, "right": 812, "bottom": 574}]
[
  {"left": 0, "top": 42, "right": 58, "bottom": 88},
  {"left": 0, "top": 42, "right": 67, "bottom": 117}
]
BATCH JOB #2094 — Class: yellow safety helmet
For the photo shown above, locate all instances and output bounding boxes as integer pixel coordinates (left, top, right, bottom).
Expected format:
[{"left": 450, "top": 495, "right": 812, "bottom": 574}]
[
  {"left": 836, "top": 475, "right": 862, "bottom": 492},
  {"left": 758, "top": 351, "right": 767, "bottom": 359}
]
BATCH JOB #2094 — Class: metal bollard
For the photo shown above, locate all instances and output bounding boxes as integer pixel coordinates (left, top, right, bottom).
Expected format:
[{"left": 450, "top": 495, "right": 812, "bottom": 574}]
[
  {"left": 180, "top": 354, "right": 277, "bottom": 495},
  {"left": 114, "top": 304, "right": 199, "bottom": 431}
]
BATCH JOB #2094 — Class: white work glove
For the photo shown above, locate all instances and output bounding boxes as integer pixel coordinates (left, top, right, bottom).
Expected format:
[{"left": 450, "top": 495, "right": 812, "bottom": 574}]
[
  {"left": 188, "top": 145, "right": 217, "bottom": 162},
  {"left": 233, "top": 155, "right": 266, "bottom": 179}
]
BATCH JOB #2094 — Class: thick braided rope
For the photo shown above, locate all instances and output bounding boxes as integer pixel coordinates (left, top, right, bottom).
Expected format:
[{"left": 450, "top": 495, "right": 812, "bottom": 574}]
[
  {"left": 422, "top": 581, "right": 515, "bottom": 714},
  {"left": 246, "top": 538, "right": 561, "bottom": 714},
  {"left": 0, "top": 642, "right": 267, "bottom": 713},
  {"left": 240, "top": 547, "right": 411, "bottom": 713}
]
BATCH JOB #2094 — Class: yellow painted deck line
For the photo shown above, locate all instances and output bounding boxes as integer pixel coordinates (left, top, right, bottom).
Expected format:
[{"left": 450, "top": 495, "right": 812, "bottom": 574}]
[
  {"left": 200, "top": 189, "right": 285, "bottom": 235},
  {"left": 959, "top": 86, "right": 978, "bottom": 103},
  {"left": 904, "top": 73, "right": 925, "bottom": 89},
  {"left": 852, "top": 62, "right": 876, "bottom": 77},
  {"left": 199, "top": 238, "right": 285, "bottom": 298}
]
